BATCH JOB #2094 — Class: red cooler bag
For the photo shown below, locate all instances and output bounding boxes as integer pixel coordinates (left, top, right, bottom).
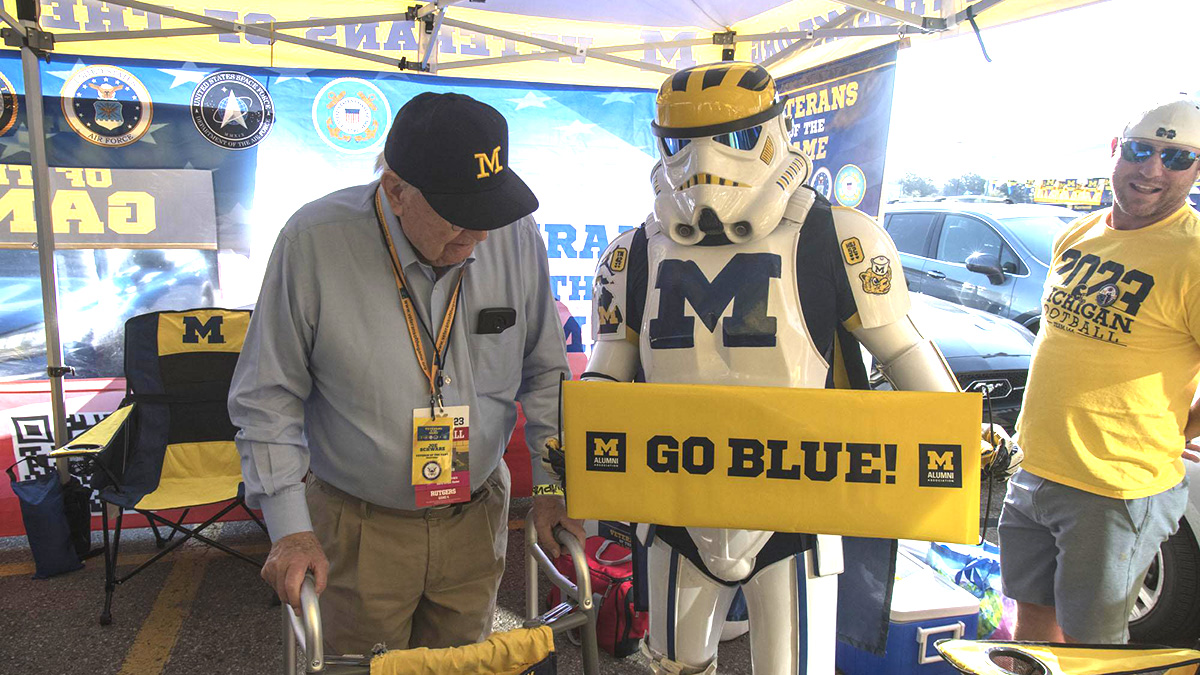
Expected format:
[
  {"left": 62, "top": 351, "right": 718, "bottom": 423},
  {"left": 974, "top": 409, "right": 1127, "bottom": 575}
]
[{"left": 546, "top": 535, "right": 648, "bottom": 657}]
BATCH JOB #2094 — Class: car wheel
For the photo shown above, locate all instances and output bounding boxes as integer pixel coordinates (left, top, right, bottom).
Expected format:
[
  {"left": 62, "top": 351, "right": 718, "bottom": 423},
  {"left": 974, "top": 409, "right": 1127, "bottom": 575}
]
[{"left": 1128, "top": 519, "right": 1200, "bottom": 645}]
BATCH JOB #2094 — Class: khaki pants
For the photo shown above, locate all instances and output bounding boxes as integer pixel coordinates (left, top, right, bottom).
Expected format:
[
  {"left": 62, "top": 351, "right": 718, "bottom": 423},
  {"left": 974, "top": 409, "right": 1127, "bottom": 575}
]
[{"left": 306, "top": 462, "right": 510, "bottom": 655}]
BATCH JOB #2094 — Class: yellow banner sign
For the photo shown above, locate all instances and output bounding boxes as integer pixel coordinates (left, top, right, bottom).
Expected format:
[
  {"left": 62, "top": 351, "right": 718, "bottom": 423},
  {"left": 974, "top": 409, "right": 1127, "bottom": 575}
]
[{"left": 564, "top": 381, "right": 982, "bottom": 544}]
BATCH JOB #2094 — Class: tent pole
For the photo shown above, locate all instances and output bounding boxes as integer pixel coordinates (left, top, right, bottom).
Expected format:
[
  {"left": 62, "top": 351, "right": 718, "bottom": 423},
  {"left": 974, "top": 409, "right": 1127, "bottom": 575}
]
[{"left": 15, "top": 11, "right": 71, "bottom": 480}]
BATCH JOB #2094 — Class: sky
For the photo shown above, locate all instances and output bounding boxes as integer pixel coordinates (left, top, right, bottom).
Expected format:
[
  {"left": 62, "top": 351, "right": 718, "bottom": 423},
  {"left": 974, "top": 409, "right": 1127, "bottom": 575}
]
[{"left": 883, "top": 0, "right": 1200, "bottom": 186}]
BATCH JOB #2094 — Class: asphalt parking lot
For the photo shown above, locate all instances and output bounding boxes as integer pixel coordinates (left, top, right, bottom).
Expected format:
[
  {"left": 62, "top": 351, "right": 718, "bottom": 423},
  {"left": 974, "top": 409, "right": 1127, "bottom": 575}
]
[{"left": 0, "top": 493, "right": 1007, "bottom": 674}]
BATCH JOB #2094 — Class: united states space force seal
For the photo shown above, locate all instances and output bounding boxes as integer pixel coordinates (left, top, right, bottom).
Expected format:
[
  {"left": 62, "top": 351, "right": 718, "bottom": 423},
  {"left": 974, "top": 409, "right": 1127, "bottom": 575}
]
[
  {"left": 0, "top": 72, "right": 17, "bottom": 136},
  {"left": 62, "top": 65, "right": 152, "bottom": 147},
  {"left": 312, "top": 77, "right": 390, "bottom": 154},
  {"left": 191, "top": 71, "right": 274, "bottom": 150}
]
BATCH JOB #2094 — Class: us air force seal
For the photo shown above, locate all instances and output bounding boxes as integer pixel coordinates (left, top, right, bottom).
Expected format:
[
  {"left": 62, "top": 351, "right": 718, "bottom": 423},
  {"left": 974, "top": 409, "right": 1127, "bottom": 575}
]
[
  {"left": 191, "top": 71, "right": 274, "bottom": 150},
  {"left": 62, "top": 65, "right": 152, "bottom": 147},
  {"left": 834, "top": 164, "right": 866, "bottom": 208},
  {"left": 0, "top": 72, "right": 17, "bottom": 136},
  {"left": 811, "top": 166, "right": 833, "bottom": 200},
  {"left": 312, "top": 78, "right": 390, "bottom": 154}
]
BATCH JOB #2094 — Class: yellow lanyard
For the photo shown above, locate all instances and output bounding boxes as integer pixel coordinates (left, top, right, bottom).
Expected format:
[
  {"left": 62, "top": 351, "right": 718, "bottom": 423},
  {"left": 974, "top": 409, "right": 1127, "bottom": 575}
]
[{"left": 374, "top": 190, "right": 464, "bottom": 411}]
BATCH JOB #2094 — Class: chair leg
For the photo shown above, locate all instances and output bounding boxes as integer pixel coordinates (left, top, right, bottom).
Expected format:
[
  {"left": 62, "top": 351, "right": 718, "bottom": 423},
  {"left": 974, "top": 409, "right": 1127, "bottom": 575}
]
[{"left": 99, "top": 505, "right": 117, "bottom": 626}]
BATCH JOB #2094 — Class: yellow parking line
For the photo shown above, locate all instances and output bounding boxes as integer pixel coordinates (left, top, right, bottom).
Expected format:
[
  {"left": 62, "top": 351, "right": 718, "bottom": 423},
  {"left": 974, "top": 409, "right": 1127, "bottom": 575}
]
[
  {"left": 117, "top": 523, "right": 227, "bottom": 675},
  {"left": 117, "top": 552, "right": 210, "bottom": 675}
]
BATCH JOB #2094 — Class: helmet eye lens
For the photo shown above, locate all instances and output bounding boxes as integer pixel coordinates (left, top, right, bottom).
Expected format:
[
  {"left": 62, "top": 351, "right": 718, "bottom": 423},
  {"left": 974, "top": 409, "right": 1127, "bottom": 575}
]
[
  {"left": 713, "top": 125, "right": 763, "bottom": 151},
  {"left": 662, "top": 137, "right": 691, "bottom": 157}
]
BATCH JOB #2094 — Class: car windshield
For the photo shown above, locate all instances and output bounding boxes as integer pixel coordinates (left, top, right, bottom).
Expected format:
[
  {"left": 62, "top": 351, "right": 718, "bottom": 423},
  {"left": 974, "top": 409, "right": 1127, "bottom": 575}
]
[{"left": 996, "top": 216, "right": 1072, "bottom": 267}]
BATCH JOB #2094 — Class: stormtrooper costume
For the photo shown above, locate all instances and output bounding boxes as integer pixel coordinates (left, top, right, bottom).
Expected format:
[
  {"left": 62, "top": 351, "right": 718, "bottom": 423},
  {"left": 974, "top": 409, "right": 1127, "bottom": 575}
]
[{"left": 582, "top": 62, "right": 965, "bottom": 675}]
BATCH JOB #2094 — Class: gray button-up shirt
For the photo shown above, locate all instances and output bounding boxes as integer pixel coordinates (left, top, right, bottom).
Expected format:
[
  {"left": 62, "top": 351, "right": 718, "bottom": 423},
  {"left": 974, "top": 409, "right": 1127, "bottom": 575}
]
[{"left": 229, "top": 182, "right": 569, "bottom": 540}]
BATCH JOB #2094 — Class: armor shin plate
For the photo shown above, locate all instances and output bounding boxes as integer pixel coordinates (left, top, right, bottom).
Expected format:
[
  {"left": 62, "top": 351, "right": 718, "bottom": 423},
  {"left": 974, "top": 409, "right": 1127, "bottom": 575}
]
[{"left": 647, "top": 538, "right": 840, "bottom": 674}]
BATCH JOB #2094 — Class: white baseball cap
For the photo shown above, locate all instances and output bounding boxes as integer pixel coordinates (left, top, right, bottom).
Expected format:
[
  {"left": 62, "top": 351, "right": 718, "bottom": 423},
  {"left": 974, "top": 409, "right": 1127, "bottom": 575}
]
[{"left": 1123, "top": 96, "right": 1200, "bottom": 151}]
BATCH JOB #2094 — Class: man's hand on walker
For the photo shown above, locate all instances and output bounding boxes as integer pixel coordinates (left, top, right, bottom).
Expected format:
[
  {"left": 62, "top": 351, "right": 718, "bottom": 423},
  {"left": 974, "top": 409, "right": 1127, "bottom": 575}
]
[
  {"left": 263, "top": 531, "right": 329, "bottom": 612},
  {"left": 530, "top": 494, "right": 587, "bottom": 559}
]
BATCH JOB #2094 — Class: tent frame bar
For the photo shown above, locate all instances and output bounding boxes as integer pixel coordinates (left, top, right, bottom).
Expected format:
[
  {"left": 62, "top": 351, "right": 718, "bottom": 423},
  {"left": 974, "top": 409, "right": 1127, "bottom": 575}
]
[
  {"left": 0, "top": 8, "right": 18, "bottom": 30},
  {"left": 55, "top": 13, "right": 415, "bottom": 43},
  {"left": 97, "top": 0, "right": 413, "bottom": 71},
  {"left": 34, "top": 0, "right": 1016, "bottom": 79}
]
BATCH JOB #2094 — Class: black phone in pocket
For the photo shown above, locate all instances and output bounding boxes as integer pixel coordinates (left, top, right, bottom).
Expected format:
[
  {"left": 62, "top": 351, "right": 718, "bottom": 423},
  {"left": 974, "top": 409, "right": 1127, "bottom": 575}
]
[{"left": 476, "top": 307, "right": 516, "bottom": 334}]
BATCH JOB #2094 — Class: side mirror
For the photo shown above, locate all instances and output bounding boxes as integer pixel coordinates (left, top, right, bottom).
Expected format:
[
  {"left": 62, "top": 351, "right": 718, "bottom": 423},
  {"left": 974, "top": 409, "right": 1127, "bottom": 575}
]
[{"left": 966, "top": 253, "right": 1006, "bottom": 285}]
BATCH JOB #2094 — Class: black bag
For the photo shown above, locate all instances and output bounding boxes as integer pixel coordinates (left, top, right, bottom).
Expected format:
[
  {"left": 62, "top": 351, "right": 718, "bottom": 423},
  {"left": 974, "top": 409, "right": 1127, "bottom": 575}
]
[
  {"left": 61, "top": 476, "right": 94, "bottom": 557},
  {"left": 6, "top": 458, "right": 84, "bottom": 579}
]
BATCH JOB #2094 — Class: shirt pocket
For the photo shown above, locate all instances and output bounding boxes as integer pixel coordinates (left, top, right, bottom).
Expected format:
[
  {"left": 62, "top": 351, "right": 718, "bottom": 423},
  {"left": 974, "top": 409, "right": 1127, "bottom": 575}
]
[{"left": 466, "top": 327, "right": 523, "bottom": 396}]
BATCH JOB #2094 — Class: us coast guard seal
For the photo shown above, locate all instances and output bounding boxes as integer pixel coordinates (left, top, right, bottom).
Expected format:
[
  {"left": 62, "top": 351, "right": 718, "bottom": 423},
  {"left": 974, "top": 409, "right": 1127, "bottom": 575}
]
[
  {"left": 191, "top": 71, "right": 274, "bottom": 150},
  {"left": 312, "top": 77, "right": 390, "bottom": 154},
  {"left": 62, "top": 65, "right": 152, "bottom": 147},
  {"left": 0, "top": 72, "right": 17, "bottom": 136}
]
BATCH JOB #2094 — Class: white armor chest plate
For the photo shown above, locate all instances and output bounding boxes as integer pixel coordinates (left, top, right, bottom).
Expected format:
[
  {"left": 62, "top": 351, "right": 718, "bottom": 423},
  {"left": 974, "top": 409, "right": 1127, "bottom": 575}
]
[{"left": 639, "top": 219, "right": 829, "bottom": 389}]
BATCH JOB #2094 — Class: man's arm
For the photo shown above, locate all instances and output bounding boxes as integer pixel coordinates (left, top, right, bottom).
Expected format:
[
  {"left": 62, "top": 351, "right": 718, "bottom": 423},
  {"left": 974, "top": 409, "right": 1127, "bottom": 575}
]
[
  {"left": 512, "top": 219, "right": 584, "bottom": 556},
  {"left": 1185, "top": 396, "right": 1200, "bottom": 462},
  {"left": 228, "top": 228, "right": 327, "bottom": 608}
]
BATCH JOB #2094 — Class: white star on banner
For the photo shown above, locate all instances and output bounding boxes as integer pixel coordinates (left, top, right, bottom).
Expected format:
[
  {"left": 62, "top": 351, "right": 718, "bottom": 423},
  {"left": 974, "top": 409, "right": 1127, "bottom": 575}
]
[
  {"left": 47, "top": 59, "right": 88, "bottom": 81},
  {"left": 269, "top": 69, "right": 313, "bottom": 84},
  {"left": 0, "top": 128, "right": 28, "bottom": 160},
  {"left": 599, "top": 92, "right": 637, "bottom": 105},
  {"left": 555, "top": 120, "right": 597, "bottom": 137},
  {"left": 138, "top": 122, "right": 171, "bottom": 145},
  {"left": 159, "top": 63, "right": 210, "bottom": 88},
  {"left": 508, "top": 91, "right": 551, "bottom": 111}
]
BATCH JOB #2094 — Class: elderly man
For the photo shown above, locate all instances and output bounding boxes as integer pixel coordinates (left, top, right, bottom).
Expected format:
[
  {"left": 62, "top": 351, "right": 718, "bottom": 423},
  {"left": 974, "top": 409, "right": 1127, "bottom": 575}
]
[
  {"left": 999, "top": 96, "right": 1200, "bottom": 644},
  {"left": 229, "top": 92, "right": 584, "bottom": 653}
]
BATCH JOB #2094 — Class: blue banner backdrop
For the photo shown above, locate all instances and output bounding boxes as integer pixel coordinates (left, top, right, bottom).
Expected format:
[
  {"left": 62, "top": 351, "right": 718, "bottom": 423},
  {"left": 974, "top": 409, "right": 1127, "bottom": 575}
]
[{"left": 777, "top": 42, "right": 899, "bottom": 216}]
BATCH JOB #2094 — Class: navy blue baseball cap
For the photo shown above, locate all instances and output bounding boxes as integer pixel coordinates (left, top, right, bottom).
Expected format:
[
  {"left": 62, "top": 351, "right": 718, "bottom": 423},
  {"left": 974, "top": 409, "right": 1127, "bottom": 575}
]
[{"left": 385, "top": 92, "right": 539, "bottom": 231}]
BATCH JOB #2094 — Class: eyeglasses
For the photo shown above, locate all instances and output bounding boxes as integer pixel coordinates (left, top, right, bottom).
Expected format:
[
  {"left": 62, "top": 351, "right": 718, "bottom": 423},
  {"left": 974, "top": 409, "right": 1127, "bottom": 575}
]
[
  {"left": 1119, "top": 139, "right": 1200, "bottom": 172},
  {"left": 662, "top": 125, "right": 764, "bottom": 157}
]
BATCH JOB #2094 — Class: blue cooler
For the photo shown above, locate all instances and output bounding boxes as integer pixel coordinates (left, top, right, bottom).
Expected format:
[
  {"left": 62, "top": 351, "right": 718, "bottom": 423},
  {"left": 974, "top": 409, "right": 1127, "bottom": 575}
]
[{"left": 836, "top": 549, "right": 980, "bottom": 675}]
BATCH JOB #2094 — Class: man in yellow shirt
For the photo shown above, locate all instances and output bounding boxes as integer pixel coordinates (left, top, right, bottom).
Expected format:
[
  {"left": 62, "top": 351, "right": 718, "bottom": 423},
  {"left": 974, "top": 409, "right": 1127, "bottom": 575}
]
[{"left": 999, "top": 96, "right": 1200, "bottom": 643}]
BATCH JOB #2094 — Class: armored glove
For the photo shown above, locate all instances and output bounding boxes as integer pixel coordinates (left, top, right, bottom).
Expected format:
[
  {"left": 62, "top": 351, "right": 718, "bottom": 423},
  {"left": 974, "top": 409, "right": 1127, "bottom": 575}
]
[{"left": 980, "top": 423, "right": 1023, "bottom": 481}]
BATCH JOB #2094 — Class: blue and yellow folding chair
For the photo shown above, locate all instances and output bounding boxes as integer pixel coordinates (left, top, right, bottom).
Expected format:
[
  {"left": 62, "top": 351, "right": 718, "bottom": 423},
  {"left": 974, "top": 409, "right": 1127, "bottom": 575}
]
[
  {"left": 283, "top": 527, "right": 600, "bottom": 675},
  {"left": 936, "top": 639, "right": 1200, "bottom": 675},
  {"left": 50, "top": 308, "right": 267, "bottom": 625}
]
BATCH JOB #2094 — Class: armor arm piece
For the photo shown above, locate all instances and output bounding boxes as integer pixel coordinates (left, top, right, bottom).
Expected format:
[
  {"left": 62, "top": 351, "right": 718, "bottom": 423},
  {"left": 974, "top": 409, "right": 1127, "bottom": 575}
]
[
  {"left": 831, "top": 206, "right": 911, "bottom": 329},
  {"left": 586, "top": 228, "right": 642, "bottom": 382},
  {"left": 854, "top": 316, "right": 960, "bottom": 393},
  {"left": 590, "top": 228, "right": 639, "bottom": 342},
  {"left": 584, "top": 339, "right": 640, "bottom": 382}
]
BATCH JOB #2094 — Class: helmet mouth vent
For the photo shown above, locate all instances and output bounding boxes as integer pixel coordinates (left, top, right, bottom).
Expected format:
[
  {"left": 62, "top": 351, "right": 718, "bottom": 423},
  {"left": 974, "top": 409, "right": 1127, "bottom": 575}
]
[{"left": 678, "top": 173, "right": 749, "bottom": 189}]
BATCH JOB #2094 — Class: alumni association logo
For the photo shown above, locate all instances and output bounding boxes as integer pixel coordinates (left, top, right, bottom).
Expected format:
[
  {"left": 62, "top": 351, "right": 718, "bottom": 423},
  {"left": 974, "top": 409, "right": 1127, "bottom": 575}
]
[
  {"left": 191, "top": 71, "right": 274, "bottom": 150},
  {"left": 586, "top": 431, "right": 626, "bottom": 472},
  {"left": 312, "top": 78, "right": 390, "bottom": 154},
  {"left": 0, "top": 72, "right": 17, "bottom": 136},
  {"left": 62, "top": 65, "right": 152, "bottom": 147}
]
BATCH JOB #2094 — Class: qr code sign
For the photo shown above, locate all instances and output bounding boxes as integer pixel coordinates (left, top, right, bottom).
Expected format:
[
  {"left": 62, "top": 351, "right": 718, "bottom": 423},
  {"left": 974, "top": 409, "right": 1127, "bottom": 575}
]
[{"left": 10, "top": 412, "right": 112, "bottom": 515}]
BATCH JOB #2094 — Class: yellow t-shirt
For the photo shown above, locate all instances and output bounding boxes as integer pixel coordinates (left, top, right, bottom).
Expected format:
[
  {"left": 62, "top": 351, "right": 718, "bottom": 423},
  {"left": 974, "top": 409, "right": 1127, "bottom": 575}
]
[{"left": 1016, "top": 205, "right": 1200, "bottom": 498}]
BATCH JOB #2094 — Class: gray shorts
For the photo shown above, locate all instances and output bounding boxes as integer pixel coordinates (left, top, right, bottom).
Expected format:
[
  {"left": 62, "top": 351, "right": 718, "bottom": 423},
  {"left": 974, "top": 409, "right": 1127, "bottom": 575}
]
[{"left": 997, "top": 469, "right": 1188, "bottom": 643}]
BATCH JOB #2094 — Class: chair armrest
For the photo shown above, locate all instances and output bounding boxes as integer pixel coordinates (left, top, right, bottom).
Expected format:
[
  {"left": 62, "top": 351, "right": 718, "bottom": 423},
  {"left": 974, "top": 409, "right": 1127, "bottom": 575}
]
[{"left": 49, "top": 404, "right": 135, "bottom": 457}]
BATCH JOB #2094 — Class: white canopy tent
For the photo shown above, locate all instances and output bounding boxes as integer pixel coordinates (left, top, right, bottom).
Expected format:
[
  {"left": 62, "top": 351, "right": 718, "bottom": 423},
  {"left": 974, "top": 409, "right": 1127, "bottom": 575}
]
[{"left": 0, "top": 0, "right": 1104, "bottom": 469}]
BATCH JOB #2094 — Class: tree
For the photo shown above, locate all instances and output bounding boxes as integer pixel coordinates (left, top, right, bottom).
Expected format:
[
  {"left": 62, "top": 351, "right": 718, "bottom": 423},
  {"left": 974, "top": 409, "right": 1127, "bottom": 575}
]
[
  {"left": 943, "top": 172, "right": 988, "bottom": 196},
  {"left": 899, "top": 172, "right": 937, "bottom": 197},
  {"left": 961, "top": 172, "right": 987, "bottom": 195}
]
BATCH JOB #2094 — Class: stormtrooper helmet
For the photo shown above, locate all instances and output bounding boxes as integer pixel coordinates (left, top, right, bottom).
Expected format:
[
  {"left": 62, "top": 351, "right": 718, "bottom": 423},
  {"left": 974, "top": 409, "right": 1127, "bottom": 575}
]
[{"left": 652, "top": 61, "right": 811, "bottom": 246}]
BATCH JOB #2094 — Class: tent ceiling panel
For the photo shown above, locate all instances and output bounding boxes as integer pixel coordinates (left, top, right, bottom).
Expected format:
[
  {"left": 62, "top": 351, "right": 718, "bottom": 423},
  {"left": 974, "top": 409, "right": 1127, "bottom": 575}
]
[{"left": 1, "top": 0, "right": 1105, "bottom": 88}]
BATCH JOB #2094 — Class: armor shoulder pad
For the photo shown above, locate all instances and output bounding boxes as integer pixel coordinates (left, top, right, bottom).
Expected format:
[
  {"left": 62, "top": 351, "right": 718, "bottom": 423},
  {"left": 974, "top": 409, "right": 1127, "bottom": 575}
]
[
  {"left": 591, "top": 227, "right": 640, "bottom": 342},
  {"left": 832, "top": 207, "right": 911, "bottom": 329}
]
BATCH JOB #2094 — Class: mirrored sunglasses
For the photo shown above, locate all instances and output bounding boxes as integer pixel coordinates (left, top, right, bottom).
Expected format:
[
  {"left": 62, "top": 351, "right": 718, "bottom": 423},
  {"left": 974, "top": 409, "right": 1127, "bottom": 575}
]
[
  {"left": 662, "top": 125, "right": 764, "bottom": 157},
  {"left": 1120, "top": 139, "right": 1200, "bottom": 172}
]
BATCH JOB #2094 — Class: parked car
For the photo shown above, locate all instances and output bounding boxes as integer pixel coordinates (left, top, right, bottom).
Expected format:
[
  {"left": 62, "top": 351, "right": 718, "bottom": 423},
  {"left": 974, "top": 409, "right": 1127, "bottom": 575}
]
[
  {"left": 0, "top": 248, "right": 217, "bottom": 380},
  {"left": 1129, "top": 459, "right": 1200, "bottom": 645},
  {"left": 881, "top": 202, "right": 1082, "bottom": 333},
  {"left": 864, "top": 292, "right": 1035, "bottom": 431}
]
